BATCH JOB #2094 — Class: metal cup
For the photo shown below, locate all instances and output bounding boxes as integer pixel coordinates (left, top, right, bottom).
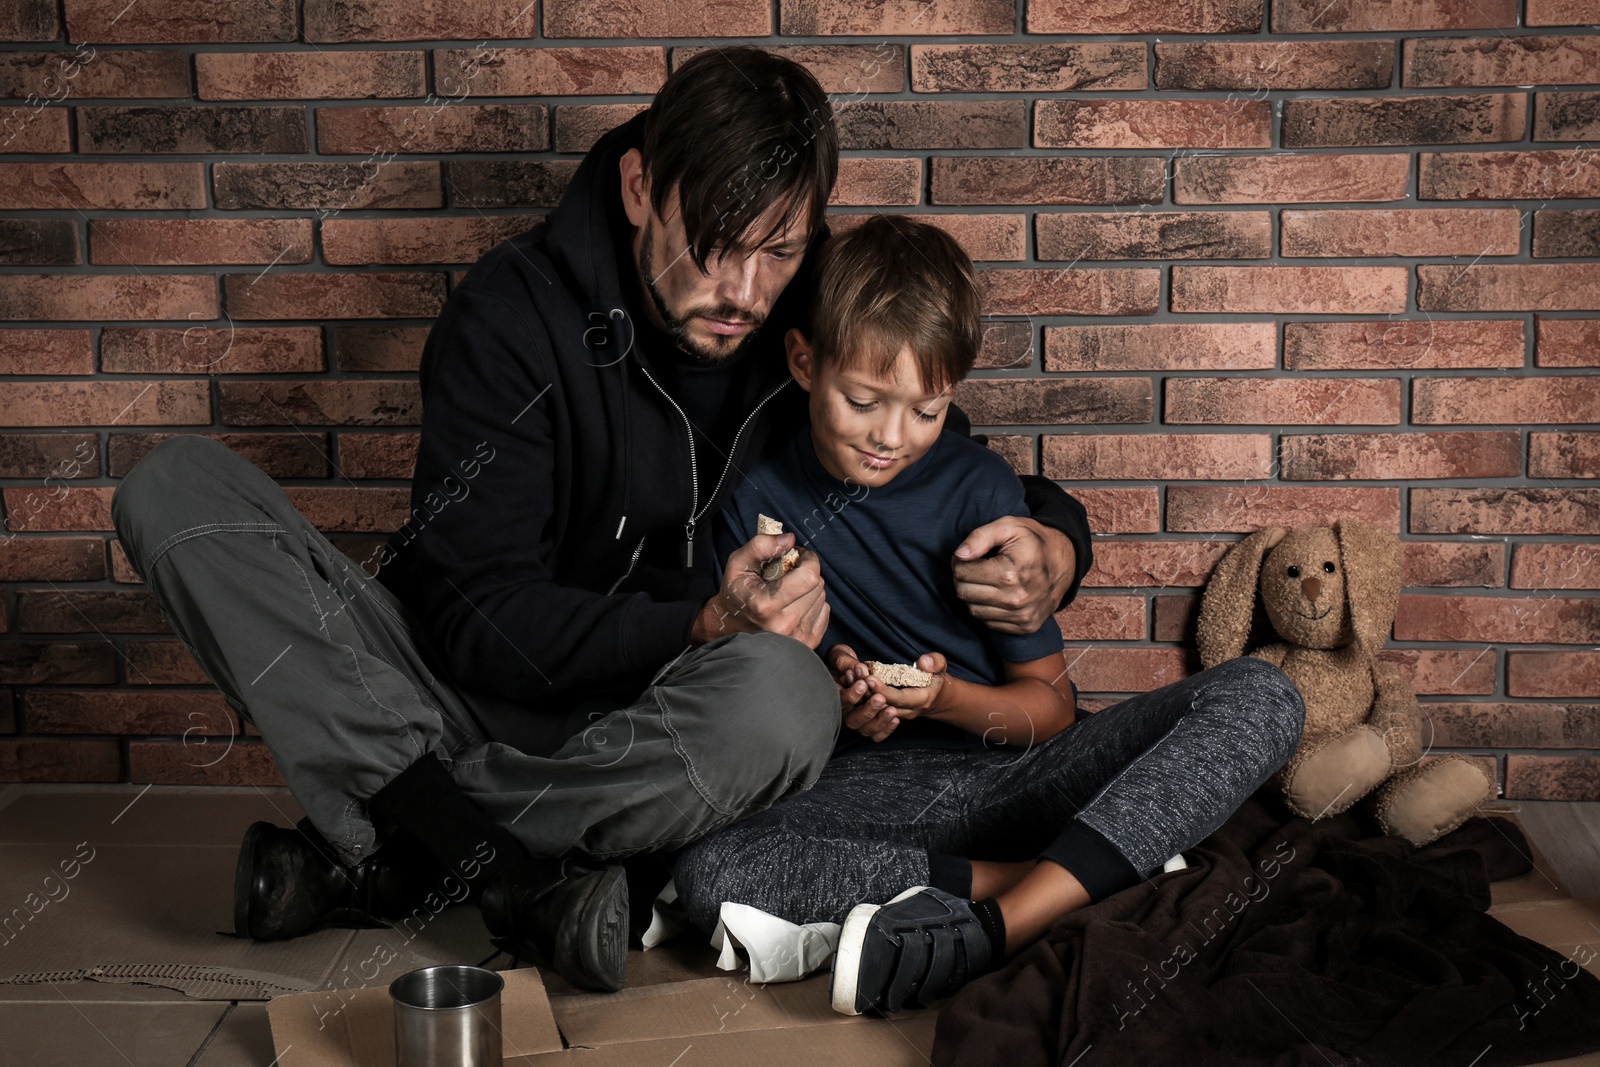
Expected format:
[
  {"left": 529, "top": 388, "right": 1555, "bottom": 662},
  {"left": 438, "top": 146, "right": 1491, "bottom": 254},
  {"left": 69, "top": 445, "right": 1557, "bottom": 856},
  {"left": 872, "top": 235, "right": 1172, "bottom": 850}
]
[{"left": 390, "top": 964, "right": 505, "bottom": 1067}]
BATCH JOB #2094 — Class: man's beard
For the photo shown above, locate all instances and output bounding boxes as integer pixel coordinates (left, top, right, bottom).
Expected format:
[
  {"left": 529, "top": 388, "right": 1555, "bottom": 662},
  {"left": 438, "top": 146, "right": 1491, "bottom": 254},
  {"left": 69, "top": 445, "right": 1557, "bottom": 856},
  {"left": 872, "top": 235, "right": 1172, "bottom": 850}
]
[{"left": 638, "top": 217, "right": 765, "bottom": 367}]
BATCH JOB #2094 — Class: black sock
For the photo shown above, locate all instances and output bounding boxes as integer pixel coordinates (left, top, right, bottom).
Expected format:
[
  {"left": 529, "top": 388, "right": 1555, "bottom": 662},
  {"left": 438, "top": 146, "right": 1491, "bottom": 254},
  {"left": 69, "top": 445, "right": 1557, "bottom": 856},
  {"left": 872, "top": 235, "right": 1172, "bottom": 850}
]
[
  {"left": 969, "top": 896, "right": 1007, "bottom": 959},
  {"left": 367, "top": 752, "right": 555, "bottom": 896}
]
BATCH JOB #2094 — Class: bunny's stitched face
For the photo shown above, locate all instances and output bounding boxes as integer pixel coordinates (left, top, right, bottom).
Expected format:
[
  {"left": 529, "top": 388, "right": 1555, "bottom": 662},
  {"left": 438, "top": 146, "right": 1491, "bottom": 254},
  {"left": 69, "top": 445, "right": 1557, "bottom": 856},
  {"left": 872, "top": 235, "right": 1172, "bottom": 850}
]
[{"left": 1259, "top": 527, "right": 1351, "bottom": 650}]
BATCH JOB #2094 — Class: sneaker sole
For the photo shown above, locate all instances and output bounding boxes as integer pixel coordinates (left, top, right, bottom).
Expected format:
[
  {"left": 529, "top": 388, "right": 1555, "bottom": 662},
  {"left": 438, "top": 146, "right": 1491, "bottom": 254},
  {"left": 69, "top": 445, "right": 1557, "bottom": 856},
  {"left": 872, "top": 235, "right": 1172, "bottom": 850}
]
[
  {"left": 564, "top": 865, "right": 630, "bottom": 993},
  {"left": 829, "top": 885, "right": 928, "bottom": 1016}
]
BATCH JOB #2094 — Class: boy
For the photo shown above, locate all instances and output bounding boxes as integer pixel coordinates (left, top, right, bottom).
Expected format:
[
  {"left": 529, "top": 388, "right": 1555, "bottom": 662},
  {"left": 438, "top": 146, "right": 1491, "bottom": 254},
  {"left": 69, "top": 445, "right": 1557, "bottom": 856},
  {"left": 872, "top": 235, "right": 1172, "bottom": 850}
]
[{"left": 675, "top": 215, "right": 1304, "bottom": 1017}]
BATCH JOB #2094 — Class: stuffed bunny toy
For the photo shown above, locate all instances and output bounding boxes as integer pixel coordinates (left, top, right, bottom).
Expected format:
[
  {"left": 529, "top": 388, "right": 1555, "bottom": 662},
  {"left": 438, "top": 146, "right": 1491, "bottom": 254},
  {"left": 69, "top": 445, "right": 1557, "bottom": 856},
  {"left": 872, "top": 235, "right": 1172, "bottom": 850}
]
[{"left": 1197, "top": 518, "right": 1494, "bottom": 847}]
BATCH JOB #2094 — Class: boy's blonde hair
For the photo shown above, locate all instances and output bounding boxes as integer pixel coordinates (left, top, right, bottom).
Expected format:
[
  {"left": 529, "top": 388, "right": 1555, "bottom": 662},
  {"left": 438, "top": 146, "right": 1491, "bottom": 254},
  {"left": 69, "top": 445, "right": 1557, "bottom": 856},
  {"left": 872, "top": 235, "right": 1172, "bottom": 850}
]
[{"left": 806, "top": 215, "right": 981, "bottom": 396}]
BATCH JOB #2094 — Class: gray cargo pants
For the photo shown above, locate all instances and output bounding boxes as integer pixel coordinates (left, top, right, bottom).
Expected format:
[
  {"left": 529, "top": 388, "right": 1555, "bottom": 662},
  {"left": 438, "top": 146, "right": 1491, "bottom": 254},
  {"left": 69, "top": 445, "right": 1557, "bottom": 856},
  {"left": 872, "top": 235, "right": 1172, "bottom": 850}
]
[{"left": 110, "top": 434, "right": 840, "bottom": 867}]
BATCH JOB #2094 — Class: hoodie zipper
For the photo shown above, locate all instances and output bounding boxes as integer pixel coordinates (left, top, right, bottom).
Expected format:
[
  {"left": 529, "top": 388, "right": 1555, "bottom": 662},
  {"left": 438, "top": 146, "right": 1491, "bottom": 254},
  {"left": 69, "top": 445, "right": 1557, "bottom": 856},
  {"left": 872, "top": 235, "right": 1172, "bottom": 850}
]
[{"left": 634, "top": 367, "right": 793, "bottom": 571}]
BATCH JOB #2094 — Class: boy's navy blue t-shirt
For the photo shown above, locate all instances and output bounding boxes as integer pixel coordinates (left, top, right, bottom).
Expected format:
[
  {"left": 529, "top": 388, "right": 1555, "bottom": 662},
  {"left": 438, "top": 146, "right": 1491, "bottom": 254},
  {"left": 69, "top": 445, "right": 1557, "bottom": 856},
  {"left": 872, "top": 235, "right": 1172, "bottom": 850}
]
[{"left": 711, "top": 423, "right": 1067, "bottom": 755}]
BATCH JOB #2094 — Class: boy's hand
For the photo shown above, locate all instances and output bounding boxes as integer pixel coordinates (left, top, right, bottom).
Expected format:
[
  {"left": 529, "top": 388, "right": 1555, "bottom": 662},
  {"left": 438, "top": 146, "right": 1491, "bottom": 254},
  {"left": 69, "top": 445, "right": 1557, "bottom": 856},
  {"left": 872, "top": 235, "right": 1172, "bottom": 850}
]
[
  {"left": 826, "top": 643, "right": 899, "bottom": 742},
  {"left": 691, "top": 532, "right": 828, "bottom": 648},
  {"left": 852, "top": 652, "right": 951, "bottom": 743}
]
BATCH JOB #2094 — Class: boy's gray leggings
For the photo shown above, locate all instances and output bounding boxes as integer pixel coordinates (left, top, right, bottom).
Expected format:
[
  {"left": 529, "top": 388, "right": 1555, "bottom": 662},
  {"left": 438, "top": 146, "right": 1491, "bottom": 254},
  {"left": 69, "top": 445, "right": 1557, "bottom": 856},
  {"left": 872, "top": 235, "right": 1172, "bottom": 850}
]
[
  {"left": 109, "top": 434, "right": 841, "bottom": 867},
  {"left": 672, "top": 656, "right": 1306, "bottom": 931}
]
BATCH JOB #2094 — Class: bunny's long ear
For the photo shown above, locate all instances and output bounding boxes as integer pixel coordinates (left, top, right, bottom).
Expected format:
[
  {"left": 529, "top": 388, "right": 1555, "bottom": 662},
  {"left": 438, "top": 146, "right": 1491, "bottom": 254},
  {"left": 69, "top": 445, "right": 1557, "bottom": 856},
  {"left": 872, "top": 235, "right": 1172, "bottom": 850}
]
[
  {"left": 1335, "top": 518, "right": 1401, "bottom": 654},
  {"left": 1197, "top": 526, "right": 1287, "bottom": 667}
]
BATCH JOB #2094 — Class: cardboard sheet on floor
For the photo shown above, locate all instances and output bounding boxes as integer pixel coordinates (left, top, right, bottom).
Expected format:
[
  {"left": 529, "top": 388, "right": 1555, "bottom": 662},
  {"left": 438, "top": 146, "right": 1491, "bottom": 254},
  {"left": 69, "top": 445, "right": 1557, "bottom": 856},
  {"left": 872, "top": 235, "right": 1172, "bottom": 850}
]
[
  {"left": 0, "top": 1000, "right": 228, "bottom": 1067},
  {"left": 1489, "top": 807, "right": 1574, "bottom": 907}
]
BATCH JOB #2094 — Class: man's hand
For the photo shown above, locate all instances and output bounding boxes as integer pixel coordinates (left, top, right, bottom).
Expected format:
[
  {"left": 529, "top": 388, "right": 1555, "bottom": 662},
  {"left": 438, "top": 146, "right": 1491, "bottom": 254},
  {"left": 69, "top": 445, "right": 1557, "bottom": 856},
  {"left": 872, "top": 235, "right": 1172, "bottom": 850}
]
[
  {"left": 951, "top": 515, "right": 1075, "bottom": 635},
  {"left": 690, "top": 531, "right": 829, "bottom": 648}
]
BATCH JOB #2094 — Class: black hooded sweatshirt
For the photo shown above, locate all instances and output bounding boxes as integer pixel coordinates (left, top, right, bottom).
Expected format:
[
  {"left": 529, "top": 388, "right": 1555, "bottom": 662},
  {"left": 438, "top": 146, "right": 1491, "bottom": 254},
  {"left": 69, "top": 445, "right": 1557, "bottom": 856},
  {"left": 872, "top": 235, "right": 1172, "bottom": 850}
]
[{"left": 375, "top": 111, "right": 1093, "bottom": 754}]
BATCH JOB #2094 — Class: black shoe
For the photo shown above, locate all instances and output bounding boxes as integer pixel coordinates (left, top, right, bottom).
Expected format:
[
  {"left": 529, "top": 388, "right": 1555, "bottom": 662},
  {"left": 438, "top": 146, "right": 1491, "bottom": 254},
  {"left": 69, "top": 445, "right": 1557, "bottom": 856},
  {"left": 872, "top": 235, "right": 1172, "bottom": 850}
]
[
  {"left": 478, "top": 861, "right": 629, "bottom": 993},
  {"left": 829, "top": 886, "right": 997, "bottom": 1016},
  {"left": 233, "top": 819, "right": 433, "bottom": 940}
]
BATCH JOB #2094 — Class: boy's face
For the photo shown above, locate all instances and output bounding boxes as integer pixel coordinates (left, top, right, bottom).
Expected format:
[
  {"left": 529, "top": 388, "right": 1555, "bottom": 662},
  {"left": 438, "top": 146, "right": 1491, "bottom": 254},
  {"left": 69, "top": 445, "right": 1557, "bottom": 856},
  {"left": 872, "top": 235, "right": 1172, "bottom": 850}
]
[{"left": 785, "top": 328, "right": 952, "bottom": 488}]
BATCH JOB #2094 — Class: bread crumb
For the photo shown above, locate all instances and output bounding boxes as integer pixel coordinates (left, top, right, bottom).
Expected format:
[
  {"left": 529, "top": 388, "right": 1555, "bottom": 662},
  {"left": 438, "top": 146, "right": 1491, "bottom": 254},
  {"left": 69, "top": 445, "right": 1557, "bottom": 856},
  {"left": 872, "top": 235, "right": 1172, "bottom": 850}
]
[{"left": 865, "top": 660, "right": 934, "bottom": 688}]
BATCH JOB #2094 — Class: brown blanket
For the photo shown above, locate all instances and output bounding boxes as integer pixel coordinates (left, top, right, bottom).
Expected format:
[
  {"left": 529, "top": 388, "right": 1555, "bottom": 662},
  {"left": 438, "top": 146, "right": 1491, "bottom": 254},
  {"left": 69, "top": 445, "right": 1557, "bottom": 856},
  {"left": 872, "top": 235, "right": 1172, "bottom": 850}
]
[{"left": 933, "top": 789, "right": 1600, "bottom": 1067}]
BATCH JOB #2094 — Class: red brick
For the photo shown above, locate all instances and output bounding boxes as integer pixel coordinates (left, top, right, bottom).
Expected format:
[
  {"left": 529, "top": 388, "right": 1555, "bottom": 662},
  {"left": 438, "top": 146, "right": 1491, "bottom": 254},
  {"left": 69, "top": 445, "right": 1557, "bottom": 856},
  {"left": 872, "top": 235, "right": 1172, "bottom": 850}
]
[
  {"left": 912, "top": 44, "right": 1144, "bottom": 92},
  {"left": 1074, "top": 489, "right": 1161, "bottom": 535},
  {"left": 952, "top": 378, "right": 1153, "bottom": 425},
  {"left": 830, "top": 213, "right": 1025, "bottom": 262},
  {"left": 15, "top": 590, "right": 164, "bottom": 633},
  {"left": 1533, "top": 208, "right": 1600, "bottom": 257},
  {"left": 1427, "top": 702, "right": 1600, "bottom": 747},
  {"left": 322, "top": 216, "right": 540, "bottom": 266},
  {"left": 2, "top": 487, "right": 114, "bottom": 533},
  {"left": 1537, "top": 318, "right": 1600, "bottom": 367},
  {"left": 984, "top": 434, "right": 1034, "bottom": 476},
  {"left": 1512, "top": 543, "right": 1600, "bottom": 590},
  {"left": 979, "top": 268, "right": 1160, "bottom": 316},
  {"left": 1045, "top": 323, "right": 1275, "bottom": 372},
  {"left": 831, "top": 158, "right": 922, "bottom": 206},
  {"left": 1083, "top": 540, "right": 1229, "bottom": 588},
  {"left": 316, "top": 105, "right": 547, "bottom": 154},
  {"left": 100, "top": 326, "right": 323, "bottom": 374},
  {"left": 1530, "top": 432, "right": 1600, "bottom": 479},
  {"left": 64, "top": 0, "right": 295, "bottom": 42},
  {"left": 90, "top": 218, "right": 312, "bottom": 266},
  {"left": 678, "top": 44, "right": 903, "bottom": 94},
  {"left": 1404, "top": 35, "right": 1600, "bottom": 87},
  {"left": 1063, "top": 646, "right": 1198, "bottom": 694},
  {"left": 1528, "top": 0, "right": 1600, "bottom": 24},
  {"left": 787, "top": 0, "right": 1012, "bottom": 34},
  {"left": 284, "top": 487, "right": 410, "bottom": 533},
  {"left": 197, "top": 49, "right": 423, "bottom": 99},
  {"left": 0, "top": 434, "right": 100, "bottom": 479},
  {"left": 1282, "top": 431, "right": 1521, "bottom": 480},
  {"left": 0, "top": 157, "right": 190, "bottom": 209},
  {"left": 446, "top": 45, "right": 663, "bottom": 96},
  {"left": 0, "top": 382, "right": 210, "bottom": 427},
  {"left": 26, "top": 691, "right": 235, "bottom": 735},
  {"left": 0, "top": 220, "right": 76, "bottom": 266},
  {"left": 1535, "top": 91, "right": 1600, "bottom": 141},
  {"left": 219, "top": 381, "right": 422, "bottom": 427},
  {"left": 1419, "top": 150, "right": 1600, "bottom": 200},
  {"left": 1412, "top": 488, "right": 1600, "bottom": 536},
  {"left": 1056, "top": 596, "right": 1144, "bottom": 642},
  {"left": 1044, "top": 433, "right": 1271, "bottom": 480},
  {"left": 1032, "top": 0, "right": 1260, "bottom": 33},
  {"left": 0, "top": 107, "right": 70, "bottom": 152},
  {"left": 0, "top": 0, "right": 58, "bottom": 41},
  {"left": 1505, "top": 755, "right": 1600, "bottom": 800},
  {"left": 548, "top": 0, "right": 768, "bottom": 34},
  {"left": 1283, "top": 93, "right": 1525, "bottom": 147},
  {"left": 1152, "top": 594, "right": 1199, "bottom": 643},
  {"left": 0, "top": 739, "right": 120, "bottom": 782},
  {"left": 1168, "top": 486, "right": 1401, "bottom": 532},
  {"left": 1175, "top": 154, "right": 1410, "bottom": 204},
  {"left": 1273, "top": 0, "right": 1516, "bottom": 30},
  {"left": 0, "top": 329, "right": 94, "bottom": 374},
  {"left": 839, "top": 100, "right": 1024, "bottom": 150},
  {"left": 334, "top": 326, "right": 429, "bottom": 373},
  {"left": 108, "top": 432, "right": 330, "bottom": 479},
  {"left": 1387, "top": 653, "right": 1499, "bottom": 699},
  {"left": 1166, "top": 376, "right": 1401, "bottom": 425},
  {"left": 340, "top": 433, "right": 419, "bottom": 479},
  {"left": 0, "top": 641, "right": 117, "bottom": 685},
  {"left": 972, "top": 321, "right": 1033, "bottom": 370},
  {"left": 1401, "top": 542, "right": 1506, "bottom": 588},
  {"left": 214, "top": 161, "right": 443, "bottom": 211},
  {"left": 78, "top": 106, "right": 305, "bottom": 154},
  {"left": 1280, "top": 208, "right": 1520, "bottom": 258},
  {"left": 304, "top": 0, "right": 537, "bottom": 41},
  {"left": 123, "top": 641, "right": 208, "bottom": 685},
  {"left": 1037, "top": 211, "right": 1270, "bottom": 261},
  {"left": 1396, "top": 594, "right": 1600, "bottom": 643},
  {"left": 224, "top": 272, "right": 445, "bottom": 320},
  {"left": 0, "top": 274, "right": 216, "bottom": 321},
  {"left": 109, "top": 538, "right": 139, "bottom": 584},
  {"left": 1154, "top": 40, "right": 1393, "bottom": 90},
  {"left": 1172, "top": 266, "right": 1407, "bottom": 314},
  {"left": 554, "top": 104, "right": 649, "bottom": 153},
  {"left": 1508, "top": 651, "right": 1600, "bottom": 697},
  {"left": 1413, "top": 376, "right": 1599, "bottom": 424},
  {"left": 1284, "top": 320, "right": 1525, "bottom": 370},
  {"left": 1420, "top": 264, "right": 1600, "bottom": 312},
  {"left": 448, "top": 161, "right": 577, "bottom": 210},
  {"left": 1036, "top": 99, "right": 1269, "bottom": 149},
  {"left": 0, "top": 538, "right": 104, "bottom": 582},
  {"left": 129, "top": 740, "right": 284, "bottom": 786},
  {"left": 933, "top": 157, "right": 1164, "bottom": 206}
]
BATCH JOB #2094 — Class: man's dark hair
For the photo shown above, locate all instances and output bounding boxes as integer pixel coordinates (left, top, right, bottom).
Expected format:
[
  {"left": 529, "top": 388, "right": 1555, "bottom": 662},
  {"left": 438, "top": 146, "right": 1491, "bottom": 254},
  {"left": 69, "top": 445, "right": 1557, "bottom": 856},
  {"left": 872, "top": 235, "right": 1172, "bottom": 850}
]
[{"left": 641, "top": 47, "right": 838, "bottom": 273}]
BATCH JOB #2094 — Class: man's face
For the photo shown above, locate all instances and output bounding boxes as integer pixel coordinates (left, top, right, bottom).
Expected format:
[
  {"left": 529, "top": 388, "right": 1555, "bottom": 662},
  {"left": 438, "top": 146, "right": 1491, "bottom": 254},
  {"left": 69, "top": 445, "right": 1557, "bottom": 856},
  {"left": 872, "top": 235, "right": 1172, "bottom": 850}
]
[
  {"left": 620, "top": 148, "right": 811, "bottom": 366},
  {"left": 786, "top": 328, "right": 952, "bottom": 489}
]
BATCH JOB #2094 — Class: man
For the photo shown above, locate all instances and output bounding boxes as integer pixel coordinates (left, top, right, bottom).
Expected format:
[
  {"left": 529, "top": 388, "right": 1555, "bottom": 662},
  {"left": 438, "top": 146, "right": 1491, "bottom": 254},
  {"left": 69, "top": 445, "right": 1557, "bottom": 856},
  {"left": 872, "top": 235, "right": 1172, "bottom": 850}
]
[{"left": 110, "top": 47, "right": 1091, "bottom": 994}]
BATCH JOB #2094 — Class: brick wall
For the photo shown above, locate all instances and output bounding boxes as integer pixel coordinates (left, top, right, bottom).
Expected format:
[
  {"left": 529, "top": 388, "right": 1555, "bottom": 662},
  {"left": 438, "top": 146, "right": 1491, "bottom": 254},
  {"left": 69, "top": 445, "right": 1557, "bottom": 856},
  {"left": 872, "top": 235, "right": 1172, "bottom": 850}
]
[{"left": 0, "top": 1, "right": 1596, "bottom": 799}]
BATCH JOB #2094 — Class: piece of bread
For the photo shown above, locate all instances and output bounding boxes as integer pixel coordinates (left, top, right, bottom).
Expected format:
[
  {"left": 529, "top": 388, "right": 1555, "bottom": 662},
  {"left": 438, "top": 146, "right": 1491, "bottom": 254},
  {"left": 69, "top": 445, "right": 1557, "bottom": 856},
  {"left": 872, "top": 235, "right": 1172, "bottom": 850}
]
[
  {"left": 757, "top": 513, "right": 800, "bottom": 580},
  {"left": 865, "top": 660, "right": 935, "bottom": 688}
]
